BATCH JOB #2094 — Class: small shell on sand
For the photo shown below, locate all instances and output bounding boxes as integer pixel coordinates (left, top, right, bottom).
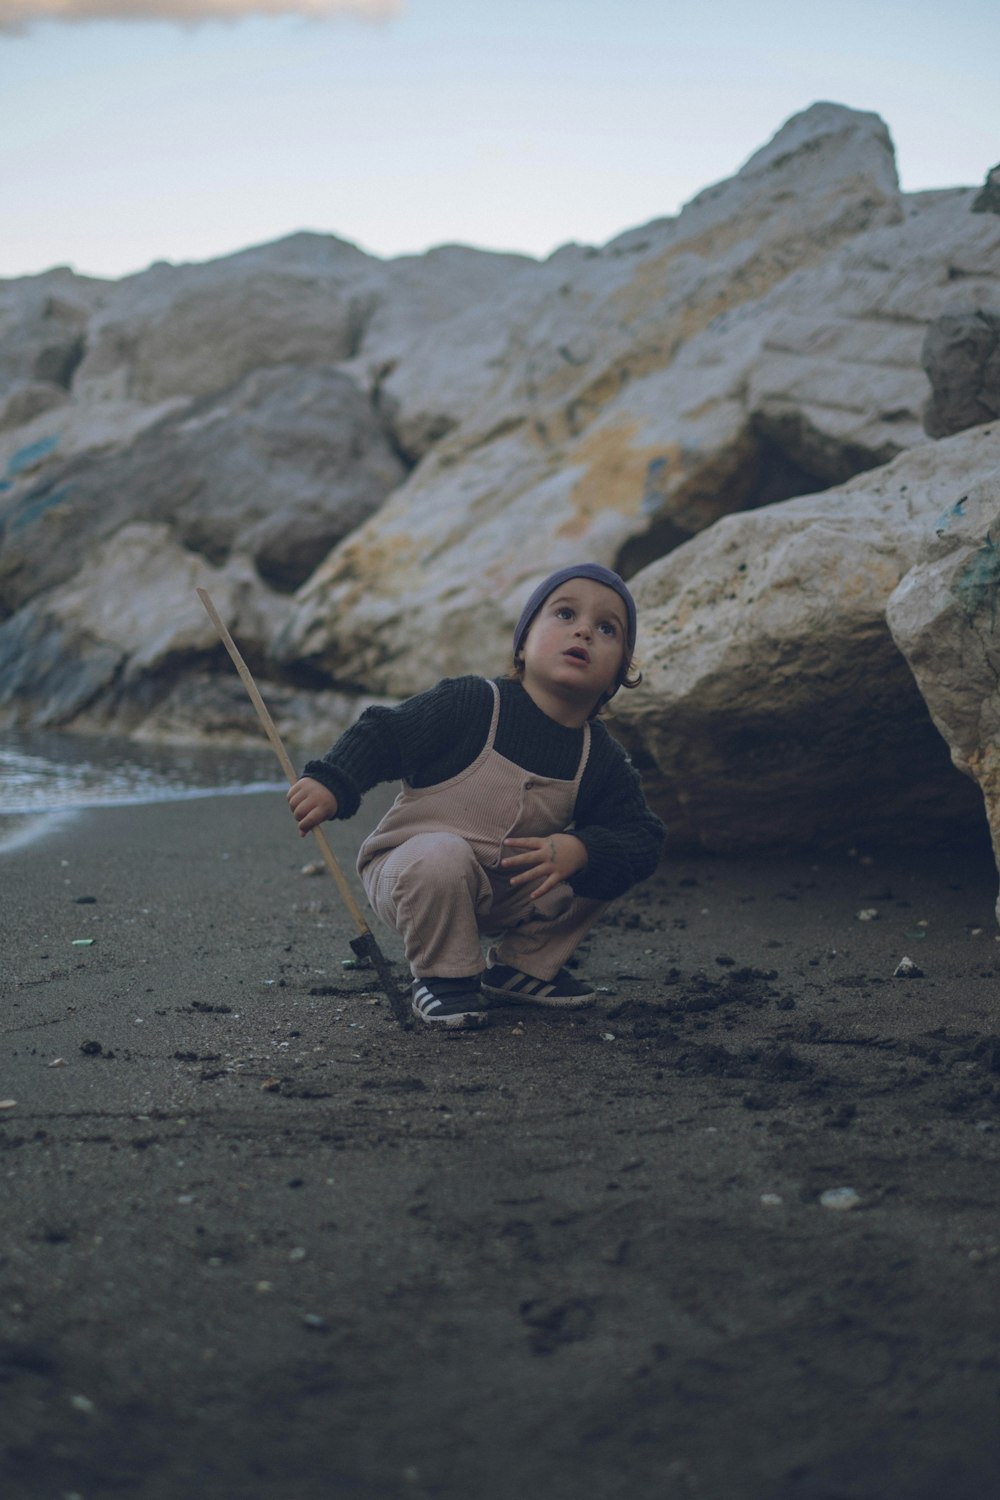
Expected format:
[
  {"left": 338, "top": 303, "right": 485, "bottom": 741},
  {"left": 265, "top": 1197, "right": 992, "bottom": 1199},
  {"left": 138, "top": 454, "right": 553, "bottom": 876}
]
[{"left": 820, "top": 1187, "right": 862, "bottom": 1211}]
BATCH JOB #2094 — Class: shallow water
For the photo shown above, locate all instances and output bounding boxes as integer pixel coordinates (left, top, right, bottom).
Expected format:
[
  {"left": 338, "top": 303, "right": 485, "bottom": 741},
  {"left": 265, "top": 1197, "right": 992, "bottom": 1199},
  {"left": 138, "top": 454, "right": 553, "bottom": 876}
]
[{"left": 0, "top": 729, "right": 285, "bottom": 853}]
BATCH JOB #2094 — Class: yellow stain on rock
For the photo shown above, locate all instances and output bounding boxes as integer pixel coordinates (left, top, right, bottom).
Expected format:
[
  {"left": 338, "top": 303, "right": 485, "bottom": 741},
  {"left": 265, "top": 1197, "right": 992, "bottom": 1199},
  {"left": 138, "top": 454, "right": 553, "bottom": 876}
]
[
  {"left": 611, "top": 204, "right": 870, "bottom": 373},
  {"left": 302, "top": 530, "right": 423, "bottom": 616},
  {"left": 558, "top": 423, "right": 682, "bottom": 540}
]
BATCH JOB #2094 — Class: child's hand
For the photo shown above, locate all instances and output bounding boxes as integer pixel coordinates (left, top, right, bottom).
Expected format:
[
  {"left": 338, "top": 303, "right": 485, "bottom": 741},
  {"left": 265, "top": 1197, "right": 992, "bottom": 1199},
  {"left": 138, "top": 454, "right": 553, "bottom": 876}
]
[
  {"left": 500, "top": 833, "right": 588, "bottom": 900},
  {"left": 287, "top": 777, "right": 338, "bottom": 836}
]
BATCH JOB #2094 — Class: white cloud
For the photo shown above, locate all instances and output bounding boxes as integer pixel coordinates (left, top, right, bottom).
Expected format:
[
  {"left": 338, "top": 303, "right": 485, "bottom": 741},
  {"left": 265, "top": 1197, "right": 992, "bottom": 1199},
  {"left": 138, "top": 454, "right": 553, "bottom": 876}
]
[{"left": 0, "top": 0, "right": 399, "bottom": 29}]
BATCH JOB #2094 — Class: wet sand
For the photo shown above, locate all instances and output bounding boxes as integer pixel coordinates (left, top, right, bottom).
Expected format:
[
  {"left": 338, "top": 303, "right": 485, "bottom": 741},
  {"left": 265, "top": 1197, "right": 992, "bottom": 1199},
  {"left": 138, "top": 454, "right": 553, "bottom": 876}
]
[{"left": 2, "top": 790, "right": 1000, "bottom": 1500}]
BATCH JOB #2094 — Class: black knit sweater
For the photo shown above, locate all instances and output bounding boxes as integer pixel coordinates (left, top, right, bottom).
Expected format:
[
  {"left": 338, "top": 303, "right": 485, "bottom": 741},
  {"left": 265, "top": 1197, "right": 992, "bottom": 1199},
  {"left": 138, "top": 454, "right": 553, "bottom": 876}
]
[{"left": 303, "top": 675, "right": 665, "bottom": 902}]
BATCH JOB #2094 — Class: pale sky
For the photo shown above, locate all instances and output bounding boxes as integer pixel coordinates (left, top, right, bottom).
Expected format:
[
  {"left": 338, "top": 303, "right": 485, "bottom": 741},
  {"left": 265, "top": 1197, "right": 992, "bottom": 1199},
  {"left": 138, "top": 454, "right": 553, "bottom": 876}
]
[{"left": 1, "top": 0, "right": 997, "bottom": 282}]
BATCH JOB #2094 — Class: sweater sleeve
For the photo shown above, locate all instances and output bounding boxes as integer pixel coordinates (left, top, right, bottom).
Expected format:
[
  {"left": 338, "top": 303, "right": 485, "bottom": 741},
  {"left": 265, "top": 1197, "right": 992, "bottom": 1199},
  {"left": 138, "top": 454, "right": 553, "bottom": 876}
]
[
  {"left": 301, "top": 676, "right": 492, "bottom": 819},
  {"left": 568, "top": 730, "right": 666, "bottom": 901}
]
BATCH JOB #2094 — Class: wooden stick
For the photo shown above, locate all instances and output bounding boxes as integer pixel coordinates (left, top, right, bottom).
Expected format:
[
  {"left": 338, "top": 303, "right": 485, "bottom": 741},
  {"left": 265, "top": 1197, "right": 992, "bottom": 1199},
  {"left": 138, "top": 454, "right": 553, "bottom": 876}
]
[{"left": 196, "top": 588, "right": 411, "bottom": 1027}]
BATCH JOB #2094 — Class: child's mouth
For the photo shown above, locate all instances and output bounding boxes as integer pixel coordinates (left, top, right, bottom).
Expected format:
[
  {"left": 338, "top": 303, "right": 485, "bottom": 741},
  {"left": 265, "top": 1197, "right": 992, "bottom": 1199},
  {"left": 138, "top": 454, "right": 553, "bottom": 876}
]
[{"left": 564, "top": 647, "right": 590, "bottom": 664}]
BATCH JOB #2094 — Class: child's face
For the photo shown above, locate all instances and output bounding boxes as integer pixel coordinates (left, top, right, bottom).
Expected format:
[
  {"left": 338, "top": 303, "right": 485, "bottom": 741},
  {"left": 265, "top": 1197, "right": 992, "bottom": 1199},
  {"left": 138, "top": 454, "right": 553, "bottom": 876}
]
[{"left": 520, "top": 578, "right": 629, "bottom": 712}]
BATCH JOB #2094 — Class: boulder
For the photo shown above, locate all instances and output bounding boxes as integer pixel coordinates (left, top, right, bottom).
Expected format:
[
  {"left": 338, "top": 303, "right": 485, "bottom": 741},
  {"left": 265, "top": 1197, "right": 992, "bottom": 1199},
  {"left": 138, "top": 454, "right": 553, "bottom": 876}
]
[
  {"left": 0, "top": 523, "right": 285, "bottom": 730},
  {"left": 922, "top": 309, "right": 1000, "bottom": 437},
  {"left": 886, "top": 452, "right": 1000, "bottom": 915},
  {"left": 340, "top": 243, "right": 543, "bottom": 462},
  {"left": 71, "top": 233, "right": 378, "bottom": 406},
  {"left": 607, "top": 426, "right": 1000, "bottom": 852},
  {"left": 3, "top": 95, "right": 1000, "bottom": 893},
  {"left": 0, "top": 365, "right": 407, "bottom": 616},
  {"left": 277, "top": 105, "right": 1000, "bottom": 697},
  {"left": 0, "top": 235, "right": 538, "bottom": 491}
]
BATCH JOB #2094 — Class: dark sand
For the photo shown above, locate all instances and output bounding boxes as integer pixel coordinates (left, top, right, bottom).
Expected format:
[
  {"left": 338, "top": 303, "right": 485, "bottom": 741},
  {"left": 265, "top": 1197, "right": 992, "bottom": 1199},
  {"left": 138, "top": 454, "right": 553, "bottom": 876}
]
[{"left": 2, "top": 790, "right": 1000, "bottom": 1500}]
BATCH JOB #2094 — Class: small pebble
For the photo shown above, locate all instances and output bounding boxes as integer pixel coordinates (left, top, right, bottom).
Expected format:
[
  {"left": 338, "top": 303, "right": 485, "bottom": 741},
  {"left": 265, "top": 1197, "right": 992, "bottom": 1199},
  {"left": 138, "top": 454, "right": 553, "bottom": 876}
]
[
  {"left": 48, "top": 1058, "right": 68, "bottom": 1068},
  {"left": 288, "top": 1246, "right": 307, "bottom": 1262},
  {"left": 0, "top": 1100, "right": 16, "bottom": 1111},
  {"left": 856, "top": 909, "right": 879, "bottom": 922},
  {"left": 601, "top": 1032, "right": 617, "bottom": 1042},
  {"left": 301, "top": 862, "right": 325, "bottom": 877},
  {"left": 302, "top": 1313, "right": 327, "bottom": 1330},
  {"left": 70, "top": 1394, "right": 96, "bottom": 1414},
  {"left": 819, "top": 1187, "right": 861, "bottom": 1212},
  {"left": 760, "top": 1193, "right": 784, "bottom": 1208},
  {"left": 893, "top": 956, "right": 924, "bottom": 979}
]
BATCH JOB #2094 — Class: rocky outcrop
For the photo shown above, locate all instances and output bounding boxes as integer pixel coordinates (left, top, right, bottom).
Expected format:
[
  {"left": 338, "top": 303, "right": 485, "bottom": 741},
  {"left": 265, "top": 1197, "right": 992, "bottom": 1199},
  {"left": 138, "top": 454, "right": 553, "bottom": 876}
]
[
  {"left": 0, "top": 525, "right": 276, "bottom": 728},
  {"left": 608, "top": 425, "right": 999, "bottom": 852},
  {"left": 2, "top": 101, "right": 1000, "bottom": 883},
  {"left": 0, "top": 364, "right": 406, "bottom": 616},
  {"left": 277, "top": 108, "right": 1000, "bottom": 701},
  {"left": 276, "top": 103, "right": 904, "bottom": 689}
]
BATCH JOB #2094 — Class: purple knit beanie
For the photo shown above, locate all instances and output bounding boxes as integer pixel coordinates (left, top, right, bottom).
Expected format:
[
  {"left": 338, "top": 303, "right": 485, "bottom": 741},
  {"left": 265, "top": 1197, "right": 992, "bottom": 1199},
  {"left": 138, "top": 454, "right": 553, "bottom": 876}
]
[{"left": 512, "top": 564, "right": 637, "bottom": 693}]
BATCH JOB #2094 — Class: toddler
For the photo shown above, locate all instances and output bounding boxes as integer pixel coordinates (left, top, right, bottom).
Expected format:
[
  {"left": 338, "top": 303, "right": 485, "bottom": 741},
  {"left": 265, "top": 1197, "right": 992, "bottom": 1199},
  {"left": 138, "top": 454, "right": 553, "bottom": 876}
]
[{"left": 288, "top": 564, "right": 665, "bottom": 1027}]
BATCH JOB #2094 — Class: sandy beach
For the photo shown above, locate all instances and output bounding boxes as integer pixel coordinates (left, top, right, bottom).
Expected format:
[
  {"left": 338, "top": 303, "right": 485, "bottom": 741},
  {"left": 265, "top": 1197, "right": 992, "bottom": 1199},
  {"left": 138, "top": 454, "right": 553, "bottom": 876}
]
[{"left": 2, "top": 788, "right": 1000, "bottom": 1500}]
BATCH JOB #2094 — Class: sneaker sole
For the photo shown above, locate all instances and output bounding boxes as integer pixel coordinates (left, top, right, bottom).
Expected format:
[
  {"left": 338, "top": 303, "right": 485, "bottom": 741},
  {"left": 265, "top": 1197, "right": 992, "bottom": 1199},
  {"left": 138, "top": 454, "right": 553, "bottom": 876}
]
[
  {"left": 479, "top": 983, "right": 594, "bottom": 1010},
  {"left": 410, "top": 999, "right": 490, "bottom": 1028}
]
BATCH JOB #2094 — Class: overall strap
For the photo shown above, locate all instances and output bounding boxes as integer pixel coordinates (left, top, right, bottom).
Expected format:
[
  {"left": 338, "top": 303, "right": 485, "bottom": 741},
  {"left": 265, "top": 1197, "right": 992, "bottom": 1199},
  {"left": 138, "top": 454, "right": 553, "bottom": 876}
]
[
  {"left": 574, "top": 720, "right": 592, "bottom": 787},
  {"left": 483, "top": 678, "right": 502, "bottom": 750}
]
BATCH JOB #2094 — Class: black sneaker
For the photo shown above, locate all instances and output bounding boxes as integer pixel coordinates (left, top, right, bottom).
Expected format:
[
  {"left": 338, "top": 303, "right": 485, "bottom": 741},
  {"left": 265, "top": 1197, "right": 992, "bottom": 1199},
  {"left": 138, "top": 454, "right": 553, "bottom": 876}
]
[
  {"left": 410, "top": 976, "right": 490, "bottom": 1028},
  {"left": 480, "top": 963, "right": 594, "bottom": 1009}
]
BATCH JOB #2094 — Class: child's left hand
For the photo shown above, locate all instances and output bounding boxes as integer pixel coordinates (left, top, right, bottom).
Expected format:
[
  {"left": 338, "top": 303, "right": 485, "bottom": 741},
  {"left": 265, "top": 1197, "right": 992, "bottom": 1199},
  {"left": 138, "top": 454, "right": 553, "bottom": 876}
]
[{"left": 501, "top": 833, "right": 588, "bottom": 900}]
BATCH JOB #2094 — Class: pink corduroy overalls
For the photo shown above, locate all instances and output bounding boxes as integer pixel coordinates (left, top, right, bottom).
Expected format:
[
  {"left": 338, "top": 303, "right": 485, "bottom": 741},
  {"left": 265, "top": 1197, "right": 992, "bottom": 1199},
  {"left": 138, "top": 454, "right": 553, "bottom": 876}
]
[{"left": 357, "top": 681, "right": 607, "bottom": 980}]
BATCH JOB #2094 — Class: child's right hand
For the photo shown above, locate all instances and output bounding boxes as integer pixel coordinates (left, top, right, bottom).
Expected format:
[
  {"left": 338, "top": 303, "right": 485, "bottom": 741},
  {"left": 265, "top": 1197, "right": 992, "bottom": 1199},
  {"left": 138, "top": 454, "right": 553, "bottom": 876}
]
[{"left": 287, "top": 777, "right": 338, "bottom": 836}]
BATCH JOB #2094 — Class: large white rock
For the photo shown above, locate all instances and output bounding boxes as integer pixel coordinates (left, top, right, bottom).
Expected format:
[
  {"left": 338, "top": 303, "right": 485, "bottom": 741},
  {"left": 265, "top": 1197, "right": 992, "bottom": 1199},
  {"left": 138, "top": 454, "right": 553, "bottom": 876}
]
[
  {"left": 0, "top": 234, "right": 541, "bottom": 485},
  {"left": 3, "top": 96, "right": 1000, "bottom": 877},
  {"left": 340, "top": 243, "right": 545, "bottom": 461},
  {"left": 0, "top": 365, "right": 406, "bottom": 616},
  {"left": 886, "top": 451, "right": 1000, "bottom": 911},
  {"left": 70, "top": 233, "right": 376, "bottom": 406},
  {"left": 608, "top": 426, "right": 1000, "bottom": 851},
  {"left": 276, "top": 107, "right": 1000, "bottom": 697},
  {"left": 0, "top": 523, "right": 283, "bottom": 729}
]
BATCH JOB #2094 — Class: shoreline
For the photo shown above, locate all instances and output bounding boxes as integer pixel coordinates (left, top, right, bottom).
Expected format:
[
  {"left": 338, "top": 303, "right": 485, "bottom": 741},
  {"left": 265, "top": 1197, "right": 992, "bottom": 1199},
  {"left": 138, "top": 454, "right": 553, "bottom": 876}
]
[
  {"left": 2, "top": 792, "right": 999, "bottom": 1499},
  {"left": 0, "top": 782, "right": 288, "bottom": 856}
]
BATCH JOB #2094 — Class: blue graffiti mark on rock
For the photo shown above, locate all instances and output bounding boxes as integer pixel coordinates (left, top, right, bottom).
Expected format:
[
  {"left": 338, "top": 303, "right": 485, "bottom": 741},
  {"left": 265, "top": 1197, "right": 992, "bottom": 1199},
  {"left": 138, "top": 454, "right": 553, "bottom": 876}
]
[
  {"left": 934, "top": 495, "right": 967, "bottom": 536},
  {"left": 953, "top": 531, "right": 1000, "bottom": 628},
  {"left": 6, "top": 435, "right": 58, "bottom": 478},
  {"left": 4, "top": 485, "right": 74, "bottom": 535}
]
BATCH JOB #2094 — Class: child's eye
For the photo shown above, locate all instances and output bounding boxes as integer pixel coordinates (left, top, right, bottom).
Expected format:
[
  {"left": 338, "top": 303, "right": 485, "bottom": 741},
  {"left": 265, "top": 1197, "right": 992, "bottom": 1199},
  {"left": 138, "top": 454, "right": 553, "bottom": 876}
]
[
  {"left": 555, "top": 606, "right": 574, "bottom": 620},
  {"left": 598, "top": 621, "right": 618, "bottom": 637}
]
